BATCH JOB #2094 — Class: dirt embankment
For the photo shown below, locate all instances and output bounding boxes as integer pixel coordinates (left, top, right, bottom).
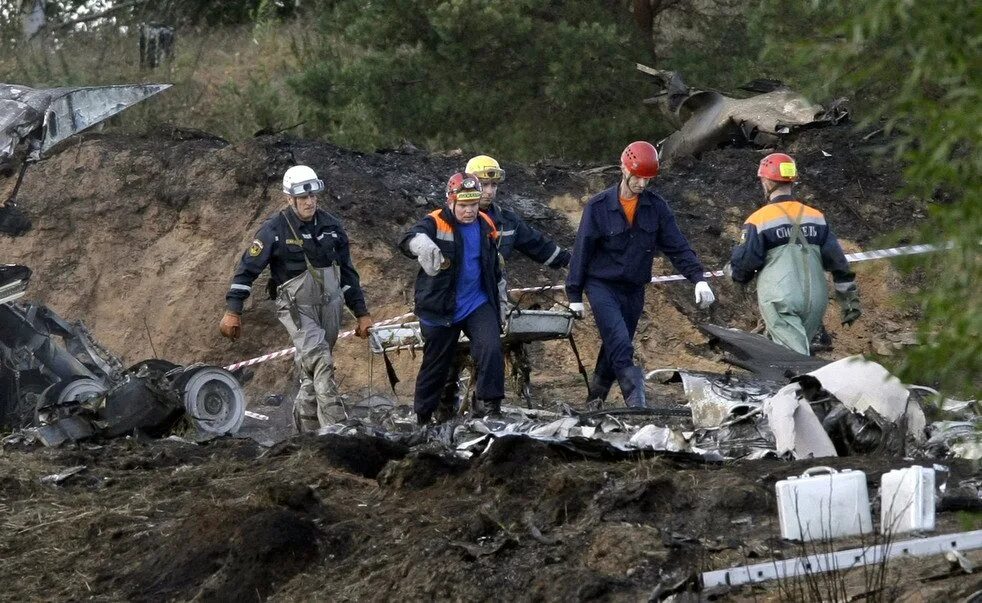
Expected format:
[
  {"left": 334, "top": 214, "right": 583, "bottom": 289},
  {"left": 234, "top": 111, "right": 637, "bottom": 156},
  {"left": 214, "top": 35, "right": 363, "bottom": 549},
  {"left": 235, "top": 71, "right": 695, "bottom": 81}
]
[
  {"left": 0, "top": 127, "right": 967, "bottom": 602},
  {"left": 0, "top": 126, "right": 925, "bottom": 406}
]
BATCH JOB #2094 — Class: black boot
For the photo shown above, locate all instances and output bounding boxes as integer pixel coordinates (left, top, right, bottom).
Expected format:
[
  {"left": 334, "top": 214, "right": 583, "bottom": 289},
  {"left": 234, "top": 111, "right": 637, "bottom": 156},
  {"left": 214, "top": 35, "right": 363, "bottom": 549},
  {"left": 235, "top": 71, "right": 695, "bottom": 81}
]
[
  {"left": 585, "top": 374, "right": 614, "bottom": 410},
  {"left": 472, "top": 398, "right": 502, "bottom": 419},
  {"left": 485, "top": 398, "right": 502, "bottom": 419},
  {"left": 616, "top": 366, "right": 647, "bottom": 408},
  {"left": 416, "top": 410, "right": 433, "bottom": 426}
]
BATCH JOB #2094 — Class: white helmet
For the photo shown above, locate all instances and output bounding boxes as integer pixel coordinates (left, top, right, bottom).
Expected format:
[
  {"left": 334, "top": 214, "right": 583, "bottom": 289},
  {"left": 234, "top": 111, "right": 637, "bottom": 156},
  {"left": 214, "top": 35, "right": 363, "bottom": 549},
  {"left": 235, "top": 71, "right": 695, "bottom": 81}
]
[{"left": 282, "top": 165, "right": 324, "bottom": 197}]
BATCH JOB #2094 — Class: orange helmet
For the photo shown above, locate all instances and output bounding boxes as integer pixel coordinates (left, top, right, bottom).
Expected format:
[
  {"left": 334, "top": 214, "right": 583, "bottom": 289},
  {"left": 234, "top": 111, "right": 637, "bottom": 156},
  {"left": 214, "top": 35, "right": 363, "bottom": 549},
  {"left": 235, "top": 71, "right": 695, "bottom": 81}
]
[
  {"left": 446, "top": 172, "right": 483, "bottom": 204},
  {"left": 757, "top": 153, "right": 798, "bottom": 182},
  {"left": 620, "top": 141, "right": 659, "bottom": 179}
]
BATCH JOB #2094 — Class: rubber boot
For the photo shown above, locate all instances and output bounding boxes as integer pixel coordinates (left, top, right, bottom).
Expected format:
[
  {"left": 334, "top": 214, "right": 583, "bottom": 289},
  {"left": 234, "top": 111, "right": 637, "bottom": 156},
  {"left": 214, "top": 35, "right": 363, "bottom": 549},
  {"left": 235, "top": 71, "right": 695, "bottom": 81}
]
[
  {"left": 416, "top": 410, "right": 433, "bottom": 426},
  {"left": 585, "top": 374, "right": 614, "bottom": 410},
  {"left": 472, "top": 398, "right": 502, "bottom": 419},
  {"left": 616, "top": 366, "right": 647, "bottom": 408},
  {"left": 485, "top": 398, "right": 502, "bottom": 419}
]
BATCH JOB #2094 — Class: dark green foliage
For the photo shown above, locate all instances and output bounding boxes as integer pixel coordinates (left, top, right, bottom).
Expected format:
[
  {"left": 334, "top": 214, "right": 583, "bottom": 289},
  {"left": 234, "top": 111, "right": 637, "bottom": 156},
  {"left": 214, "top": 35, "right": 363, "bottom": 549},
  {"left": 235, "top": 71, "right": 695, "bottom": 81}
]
[
  {"left": 760, "top": 0, "right": 980, "bottom": 394},
  {"left": 290, "top": 0, "right": 661, "bottom": 161}
]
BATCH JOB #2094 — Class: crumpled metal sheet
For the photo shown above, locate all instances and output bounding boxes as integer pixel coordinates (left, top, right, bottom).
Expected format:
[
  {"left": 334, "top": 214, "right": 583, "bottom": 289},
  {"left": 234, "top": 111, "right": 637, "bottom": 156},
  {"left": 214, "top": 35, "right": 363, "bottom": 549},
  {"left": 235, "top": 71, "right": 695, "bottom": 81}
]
[
  {"left": 925, "top": 421, "right": 982, "bottom": 460},
  {"left": 762, "top": 383, "right": 838, "bottom": 459},
  {"left": 0, "top": 83, "right": 171, "bottom": 162},
  {"left": 639, "top": 68, "right": 847, "bottom": 165},
  {"left": 675, "top": 371, "right": 780, "bottom": 428},
  {"left": 806, "top": 356, "right": 926, "bottom": 443},
  {"left": 319, "top": 397, "right": 739, "bottom": 461}
]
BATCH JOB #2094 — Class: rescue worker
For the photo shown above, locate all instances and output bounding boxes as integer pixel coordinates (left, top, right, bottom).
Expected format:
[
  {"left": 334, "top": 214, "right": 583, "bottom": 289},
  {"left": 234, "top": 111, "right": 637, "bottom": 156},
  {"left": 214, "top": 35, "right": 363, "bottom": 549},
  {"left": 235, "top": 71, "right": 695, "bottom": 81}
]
[
  {"left": 728, "top": 153, "right": 860, "bottom": 355},
  {"left": 400, "top": 172, "right": 505, "bottom": 425},
  {"left": 219, "top": 165, "right": 374, "bottom": 432},
  {"left": 437, "top": 155, "right": 571, "bottom": 412},
  {"left": 466, "top": 154, "right": 571, "bottom": 269},
  {"left": 566, "top": 141, "right": 715, "bottom": 408}
]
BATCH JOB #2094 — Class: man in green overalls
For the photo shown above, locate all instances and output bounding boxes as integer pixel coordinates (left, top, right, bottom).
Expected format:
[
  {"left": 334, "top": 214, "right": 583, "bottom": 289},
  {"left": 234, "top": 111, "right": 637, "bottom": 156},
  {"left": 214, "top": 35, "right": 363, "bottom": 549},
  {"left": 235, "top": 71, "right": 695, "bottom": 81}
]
[{"left": 728, "top": 153, "right": 861, "bottom": 355}]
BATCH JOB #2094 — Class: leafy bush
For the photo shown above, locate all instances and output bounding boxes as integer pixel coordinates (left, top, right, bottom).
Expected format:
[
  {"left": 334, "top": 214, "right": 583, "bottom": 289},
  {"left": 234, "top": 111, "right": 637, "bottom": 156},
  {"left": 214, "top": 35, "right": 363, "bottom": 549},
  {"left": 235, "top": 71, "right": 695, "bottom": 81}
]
[
  {"left": 759, "top": 0, "right": 980, "bottom": 394},
  {"left": 291, "top": 0, "right": 662, "bottom": 162}
]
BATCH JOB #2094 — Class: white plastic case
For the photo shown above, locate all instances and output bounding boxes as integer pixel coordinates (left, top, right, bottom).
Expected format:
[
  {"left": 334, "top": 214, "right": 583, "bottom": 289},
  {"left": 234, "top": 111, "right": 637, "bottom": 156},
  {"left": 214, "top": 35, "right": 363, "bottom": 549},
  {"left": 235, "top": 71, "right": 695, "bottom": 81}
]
[{"left": 776, "top": 466, "right": 873, "bottom": 542}]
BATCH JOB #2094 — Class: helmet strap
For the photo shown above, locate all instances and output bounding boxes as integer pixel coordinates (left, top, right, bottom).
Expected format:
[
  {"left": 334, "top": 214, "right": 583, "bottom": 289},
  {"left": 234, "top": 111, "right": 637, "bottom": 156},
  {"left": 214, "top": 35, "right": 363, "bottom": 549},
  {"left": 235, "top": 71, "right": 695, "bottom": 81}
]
[{"left": 619, "top": 168, "right": 641, "bottom": 199}]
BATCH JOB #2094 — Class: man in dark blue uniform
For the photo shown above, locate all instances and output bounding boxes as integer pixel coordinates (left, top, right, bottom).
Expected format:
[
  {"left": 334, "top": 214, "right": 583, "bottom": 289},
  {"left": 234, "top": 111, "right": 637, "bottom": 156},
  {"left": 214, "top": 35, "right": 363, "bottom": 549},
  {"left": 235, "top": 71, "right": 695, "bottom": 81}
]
[
  {"left": 465, "top": 154, "right": 571, "bottom": 270},
  {"left": 566, "top": 141, "right": 715, "bottom": 408},
  {"left": 220, "top": 165, "right": 373, "bottom": 432},
  {"left": 400, "top": 172, "right": 505, "bottom": 424}
]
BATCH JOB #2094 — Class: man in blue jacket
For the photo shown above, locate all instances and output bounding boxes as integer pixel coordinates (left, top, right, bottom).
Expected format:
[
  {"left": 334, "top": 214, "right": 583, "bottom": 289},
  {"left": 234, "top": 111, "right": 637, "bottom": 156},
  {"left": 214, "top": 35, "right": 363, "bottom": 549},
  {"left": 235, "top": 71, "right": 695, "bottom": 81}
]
[
  {"left": 435, "top": 155, "right": 571, "bottom": 411},
  {"left": 400, "top": 173, "right": 506, "bottom": 424},
  {"left": 566, "top": 141, "right": 715, "bottom": 408}
]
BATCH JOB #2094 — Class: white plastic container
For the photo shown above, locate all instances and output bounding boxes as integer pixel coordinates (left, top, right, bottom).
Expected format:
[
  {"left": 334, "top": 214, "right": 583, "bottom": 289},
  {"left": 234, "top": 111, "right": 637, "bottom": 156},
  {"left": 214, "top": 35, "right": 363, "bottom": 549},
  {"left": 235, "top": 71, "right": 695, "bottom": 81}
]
[
  {"left": 776, "top": 466, "right": 873, "bottom": 542},
  {"left": 879, "top": 466, "right": 935, "bottom": 535}
]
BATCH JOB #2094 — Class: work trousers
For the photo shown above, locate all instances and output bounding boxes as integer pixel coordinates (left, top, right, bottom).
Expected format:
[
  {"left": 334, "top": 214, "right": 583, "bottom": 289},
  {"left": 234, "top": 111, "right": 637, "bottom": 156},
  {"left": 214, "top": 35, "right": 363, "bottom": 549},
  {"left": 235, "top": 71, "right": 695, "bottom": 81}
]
[
  {"left": 439, "top": 340, "right": 532, "bottom": 415},
  {"left": 276, "top": 268, "right": 345, "bottom": 433},
  {"left": 585, "top": 279, "right": 646, "bottom": 392},
  {"left": 415, "top": 303, "right": 504, "bottom": 418}
]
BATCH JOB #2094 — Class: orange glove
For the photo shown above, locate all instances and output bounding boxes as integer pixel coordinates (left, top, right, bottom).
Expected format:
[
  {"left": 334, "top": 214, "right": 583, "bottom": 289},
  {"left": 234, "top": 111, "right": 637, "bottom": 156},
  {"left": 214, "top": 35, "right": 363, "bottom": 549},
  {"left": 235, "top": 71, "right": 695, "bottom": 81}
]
[
  {"left": 219, "top": 311, "right": 242, "bottom": 340},
  {"left": 355, "top": 314, "right": 374, "bottom": 339}
]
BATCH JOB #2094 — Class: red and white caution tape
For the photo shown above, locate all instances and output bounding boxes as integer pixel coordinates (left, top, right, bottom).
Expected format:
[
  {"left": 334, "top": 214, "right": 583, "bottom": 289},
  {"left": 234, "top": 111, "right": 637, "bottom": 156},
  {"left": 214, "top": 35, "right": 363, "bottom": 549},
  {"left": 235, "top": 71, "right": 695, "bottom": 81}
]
[
  {"left": 508, "top": 242, "right": 944, "bottom": 293},
  {"left": 223, "top": 241, "right": 943, "bottom": 371}
]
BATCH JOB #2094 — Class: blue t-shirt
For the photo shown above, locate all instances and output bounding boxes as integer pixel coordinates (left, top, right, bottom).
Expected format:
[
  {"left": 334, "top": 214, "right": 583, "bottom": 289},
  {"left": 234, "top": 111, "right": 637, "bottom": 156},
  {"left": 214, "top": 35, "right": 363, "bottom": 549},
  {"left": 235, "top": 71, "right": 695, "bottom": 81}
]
[{"left": 452, "top": 220, "right": 488, "bottom": 323}]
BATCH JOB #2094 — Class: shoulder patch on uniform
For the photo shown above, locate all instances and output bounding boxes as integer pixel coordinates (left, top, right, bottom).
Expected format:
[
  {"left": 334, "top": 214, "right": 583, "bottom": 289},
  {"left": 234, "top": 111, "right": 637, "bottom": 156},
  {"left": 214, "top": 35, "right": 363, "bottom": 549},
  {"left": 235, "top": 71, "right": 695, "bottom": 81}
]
[
  {"left": 248, "top": 239, "right": 264, "bottom": 256},
  {"left": 739, "top": 229, "right": 747, "bottom": 244}
]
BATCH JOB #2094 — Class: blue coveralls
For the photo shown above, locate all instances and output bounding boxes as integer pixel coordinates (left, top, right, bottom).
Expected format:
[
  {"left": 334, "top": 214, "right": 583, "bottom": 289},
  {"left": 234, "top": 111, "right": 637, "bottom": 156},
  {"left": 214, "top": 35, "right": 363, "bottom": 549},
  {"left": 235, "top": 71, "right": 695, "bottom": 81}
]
[
  {"left": 399, "top": 208, "right": 505, "bottom": 420},
  {"left": 566, "top": 185, "right": 706, "bottom": 406},
  {"left": 440, "top": 202, "right": 571, "bottom": 409}
]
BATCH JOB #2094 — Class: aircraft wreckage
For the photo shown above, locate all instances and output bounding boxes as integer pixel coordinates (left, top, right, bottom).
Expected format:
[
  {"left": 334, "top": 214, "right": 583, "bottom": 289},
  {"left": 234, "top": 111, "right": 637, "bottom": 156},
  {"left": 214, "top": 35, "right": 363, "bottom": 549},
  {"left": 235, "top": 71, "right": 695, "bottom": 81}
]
[
  {"left": 303, "top": 319, "right": 980, "bottom": 464},
  {"left": 637, "top": 66, "right": 848, "bottom": 166},
  {"left": 0, "top": 294, "right": 245, "bottom": 446},
  {"left": 2, "top": 279, "right": 975, "bottom": 463},
  {"left": 1, "top": 82, "right": 171, "bottom": 235}
]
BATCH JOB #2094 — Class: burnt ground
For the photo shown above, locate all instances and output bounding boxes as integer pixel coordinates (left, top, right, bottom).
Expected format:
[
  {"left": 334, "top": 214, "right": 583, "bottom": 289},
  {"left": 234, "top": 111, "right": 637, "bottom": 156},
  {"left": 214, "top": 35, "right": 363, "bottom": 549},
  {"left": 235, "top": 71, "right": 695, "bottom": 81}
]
[
  {"left": 1, "top": 124, "right": 974, "bottom": 601},
  {"left": 1, "top": 436, "right": 979, "bottom": 601}
]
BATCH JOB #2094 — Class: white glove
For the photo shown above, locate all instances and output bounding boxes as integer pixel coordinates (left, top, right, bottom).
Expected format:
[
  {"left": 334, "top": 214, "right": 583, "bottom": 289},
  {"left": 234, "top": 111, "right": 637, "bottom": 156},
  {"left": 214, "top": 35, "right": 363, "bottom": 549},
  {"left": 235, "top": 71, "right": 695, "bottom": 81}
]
[
  {"left": 408, "top": 233, "right": 444, "bottom": 277},
  {"left": 568, "top": 302, "right": 585, "bottom": 319},
  {"left": 694, "top": 281, "right": 715, "bottom": 309}
]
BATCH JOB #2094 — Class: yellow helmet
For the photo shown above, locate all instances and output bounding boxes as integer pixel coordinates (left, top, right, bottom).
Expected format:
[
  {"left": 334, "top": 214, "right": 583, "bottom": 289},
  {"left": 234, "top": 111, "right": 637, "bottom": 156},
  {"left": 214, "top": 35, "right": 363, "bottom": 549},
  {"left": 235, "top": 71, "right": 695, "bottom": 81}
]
[{"left": 465, "top": 155, "right": 505, "bottom": 183}]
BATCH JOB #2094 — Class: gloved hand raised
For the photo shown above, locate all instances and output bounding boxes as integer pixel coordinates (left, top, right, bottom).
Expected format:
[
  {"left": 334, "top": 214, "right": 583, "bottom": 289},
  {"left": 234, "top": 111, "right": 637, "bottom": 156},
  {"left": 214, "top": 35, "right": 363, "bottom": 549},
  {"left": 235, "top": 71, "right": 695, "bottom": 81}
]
[
  {"left": 834, "top": 282, "right": 862, "bottom": 326},
  {"left": 694, "top": 281, "right": 716, "bottom": 309},
  {"left": 408, "top": 233, "right": 445, "bottom": 276},
  {"left": 219, "top": 311, "right": 241, "bottom": 340},
  {"left": 568, "top": 302, "right": 585, "bottom": 319}
]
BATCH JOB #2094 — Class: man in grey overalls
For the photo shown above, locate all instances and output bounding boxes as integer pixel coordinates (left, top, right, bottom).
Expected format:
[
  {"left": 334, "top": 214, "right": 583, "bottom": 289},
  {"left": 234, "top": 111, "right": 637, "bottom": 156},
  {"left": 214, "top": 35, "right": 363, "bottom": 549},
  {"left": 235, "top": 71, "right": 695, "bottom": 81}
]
[{"left": 220, "top": 165, "right": 374, "bottom": 431}]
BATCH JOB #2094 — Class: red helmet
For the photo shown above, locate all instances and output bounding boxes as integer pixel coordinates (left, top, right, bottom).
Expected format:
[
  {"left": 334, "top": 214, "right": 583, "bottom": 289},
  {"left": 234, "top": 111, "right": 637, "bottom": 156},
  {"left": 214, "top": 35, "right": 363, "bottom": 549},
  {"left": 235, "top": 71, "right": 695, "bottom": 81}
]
[
  {"left": 620, "top": 141, "right": 659, "bottom": 179},
  {"left": 446, "top": 172, "right": 483, "bottom": 204},
  {"left": 757, "top": 153, "right": 798, "bottom": 182}
]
